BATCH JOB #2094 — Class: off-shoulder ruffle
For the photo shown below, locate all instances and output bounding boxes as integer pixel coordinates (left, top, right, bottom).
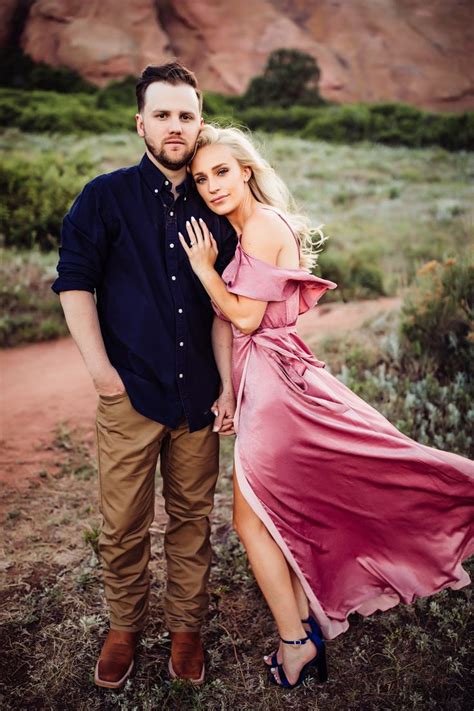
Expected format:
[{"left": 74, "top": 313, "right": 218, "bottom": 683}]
[{"left": 216, "top": 242, "right": 337, "bottom": 316}]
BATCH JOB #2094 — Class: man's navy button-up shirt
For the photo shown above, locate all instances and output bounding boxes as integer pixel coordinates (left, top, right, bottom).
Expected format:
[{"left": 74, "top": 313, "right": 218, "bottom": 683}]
[{"left": 52, "top": 154, "right": 237, "bottom": 432}]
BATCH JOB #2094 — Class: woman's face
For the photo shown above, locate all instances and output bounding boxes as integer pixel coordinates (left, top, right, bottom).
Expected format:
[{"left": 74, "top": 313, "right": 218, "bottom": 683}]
[{"left": 191, "top": 144, "right": 250, "bottom": 215}]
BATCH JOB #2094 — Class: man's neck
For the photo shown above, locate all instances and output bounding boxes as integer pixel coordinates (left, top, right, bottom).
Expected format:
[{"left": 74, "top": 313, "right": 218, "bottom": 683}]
[{"left": 145, "top": 149, "right": 187, "bottom": 197}]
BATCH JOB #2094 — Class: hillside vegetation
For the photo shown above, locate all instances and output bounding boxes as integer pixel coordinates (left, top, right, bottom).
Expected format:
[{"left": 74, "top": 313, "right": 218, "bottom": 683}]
[
  {"left": 1, "top": 86, "right": 473, "bottom": 151},
  {"left": 1, "top": 130, "right": 472, "bottom": 347}
]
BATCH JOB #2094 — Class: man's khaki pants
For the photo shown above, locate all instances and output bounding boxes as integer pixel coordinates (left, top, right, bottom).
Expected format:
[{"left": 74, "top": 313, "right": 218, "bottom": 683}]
[{"left": 95, "top": 392, "right": 219, "bottom": 633}]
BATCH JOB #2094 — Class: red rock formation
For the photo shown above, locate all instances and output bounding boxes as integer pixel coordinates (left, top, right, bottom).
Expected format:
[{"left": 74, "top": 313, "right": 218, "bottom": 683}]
[
  {"left": 7, "top": 0, "right": 474, "bottom": 111},
  {"left": 20, "top": 0, "right": 173, "bottom": 84},
  {"left": 158, "top": 0, "right": 331, "bottom": 94},
  {"left": 288, "top": 0, "right": 474, "bottom": 111}
]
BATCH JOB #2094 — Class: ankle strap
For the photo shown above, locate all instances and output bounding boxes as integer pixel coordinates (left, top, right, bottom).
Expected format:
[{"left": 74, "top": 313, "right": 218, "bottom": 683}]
[{"left": 281, "top": 635, "right": 309, "bottom": 646}]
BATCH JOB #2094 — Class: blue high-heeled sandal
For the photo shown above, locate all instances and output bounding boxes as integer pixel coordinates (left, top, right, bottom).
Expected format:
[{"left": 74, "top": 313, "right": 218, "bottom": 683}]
[
  {"left": 264, "top": 615, "right": 323, "bottom": 668},
  {"left": 302, "top": 615, "right": 322, "bottom": 638},
  {"left": 268, "top": 629, "right": 328, "bottom": 689}
]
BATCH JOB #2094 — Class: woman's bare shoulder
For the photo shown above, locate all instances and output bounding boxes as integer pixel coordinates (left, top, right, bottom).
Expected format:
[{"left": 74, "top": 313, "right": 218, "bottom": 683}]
[{"left": 241, "top": 207, "right": 293, "bottom": 264}]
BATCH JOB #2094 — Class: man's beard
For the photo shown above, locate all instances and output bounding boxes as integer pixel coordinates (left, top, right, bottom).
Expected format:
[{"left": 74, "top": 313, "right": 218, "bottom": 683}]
[{"left": 144, "top": 136, "right": 195, "bottom": 171}]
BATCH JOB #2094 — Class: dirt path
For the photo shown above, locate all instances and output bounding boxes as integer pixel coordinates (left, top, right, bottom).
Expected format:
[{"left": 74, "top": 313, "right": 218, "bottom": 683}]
[{"left": 0, "top": 296, "right": 401, "bottom": 489}]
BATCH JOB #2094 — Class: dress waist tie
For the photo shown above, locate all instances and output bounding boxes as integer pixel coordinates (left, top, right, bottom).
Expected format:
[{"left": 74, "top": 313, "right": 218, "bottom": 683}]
[{"left": 232, "top": 325, "right": 330, "bottom": 433}]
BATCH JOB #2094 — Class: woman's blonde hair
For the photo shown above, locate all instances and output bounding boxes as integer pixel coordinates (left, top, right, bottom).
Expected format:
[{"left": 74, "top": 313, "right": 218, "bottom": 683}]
[{"left": 194, "top": 124, "right": 327, "bottom": 270}]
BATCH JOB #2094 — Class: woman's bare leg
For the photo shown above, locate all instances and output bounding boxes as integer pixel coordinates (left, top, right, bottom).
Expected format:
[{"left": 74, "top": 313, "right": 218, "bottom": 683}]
[
  {"left": 263, "top": 567, "right": 312, "bottom": 666},
  {"left": 233, "top": 467, "right": 316, "bottom": 684},
  {"left": 291, "top": 568, "right": 310, "bottom": 620}
]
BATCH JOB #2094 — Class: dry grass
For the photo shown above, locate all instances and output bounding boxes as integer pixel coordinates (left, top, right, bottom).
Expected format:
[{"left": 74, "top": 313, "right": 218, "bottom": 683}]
[
  {"left": 0, "top": 424, "right": 472, "bottom": 710},
  {"left": 0, "top": 248, "right": 68, "bottom": 347}
]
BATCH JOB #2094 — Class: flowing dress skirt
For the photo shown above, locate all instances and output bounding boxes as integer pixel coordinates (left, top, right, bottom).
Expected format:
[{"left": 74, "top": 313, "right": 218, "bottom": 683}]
[{"left": 215, "top": 236, "right": 474, "bottom": 640}]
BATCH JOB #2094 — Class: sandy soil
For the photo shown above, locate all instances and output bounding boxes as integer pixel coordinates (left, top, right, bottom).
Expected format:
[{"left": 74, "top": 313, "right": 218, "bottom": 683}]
[{"left": 0, "top": 296, "right": 401, "bottom": 489}]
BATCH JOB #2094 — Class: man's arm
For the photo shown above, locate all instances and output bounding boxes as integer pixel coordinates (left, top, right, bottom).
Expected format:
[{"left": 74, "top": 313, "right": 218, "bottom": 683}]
[
  {"left": 53, "top": 179, "right": 124, "bottom": 396},
  {"left": 60, "top": 291, "right": 125, "bottom": 396}
]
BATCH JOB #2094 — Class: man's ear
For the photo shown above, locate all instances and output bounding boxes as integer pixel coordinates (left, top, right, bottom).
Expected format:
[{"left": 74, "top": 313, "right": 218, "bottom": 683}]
[
  {"left": 199, "top": 116, "right": 204, "bottom": 127},
  {"left": 136, "top": 113, "right": 145, "bottom": 137}
]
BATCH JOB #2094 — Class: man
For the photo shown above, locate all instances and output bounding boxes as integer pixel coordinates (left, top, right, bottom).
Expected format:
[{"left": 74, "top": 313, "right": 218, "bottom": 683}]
[{"left": 52, "top": 62, "right": 237, "bottom": 688}]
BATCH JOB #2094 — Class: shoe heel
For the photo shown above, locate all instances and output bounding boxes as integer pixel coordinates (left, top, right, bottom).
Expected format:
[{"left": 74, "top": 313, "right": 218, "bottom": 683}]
[{"left": 315, "top": 641, "right": 328, "bottom": 683}]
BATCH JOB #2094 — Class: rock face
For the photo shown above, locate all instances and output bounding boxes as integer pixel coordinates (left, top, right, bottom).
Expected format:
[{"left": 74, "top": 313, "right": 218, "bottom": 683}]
[
  {"left": 5, "top": 0, "right": 474, "bottom": 111},
  {"left": 20, "top": 0, "right": 172, "bottom": 84}
]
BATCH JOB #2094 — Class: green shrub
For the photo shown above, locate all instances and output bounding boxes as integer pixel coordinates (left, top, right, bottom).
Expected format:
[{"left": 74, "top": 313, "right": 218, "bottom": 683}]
[
  {"left": 0, "top": 152, "right": 94, "bottom": 250},
  {"left": 317, "top": 249, "right": 386, "bottom": 301},
  {"left": 301, "top": 102, "right": 474, "bottom": 150},
  {"left": 339, "top": 361, "right": 473, "bottom": 457},
  {"left": 303, "top": 105, "right": 372, "bottom": 143},
  {"left": 0, "top": 88, "right": 135, "bottom": 134},
  {"left": 241, "top": 49, "right": 323, "bottom": 108},
  {"left": 239, "top": 105, "right": 319, "bottom": 133},
  {"left": 96, "top": 76, "right": 137, "bottom": 109},
  {"left": 368, "top": 103, "right": 424, "bottom": 147},
  {"left": 426, "top": 112, "right": 474, "bottom": 151},
  {"left": 0, "top": 48, "right": 95, "bottom": 93},
  {"left": 0, "top": 248, "right": 67, "bottom": 347},
  {"left": 203, "top": 91, "right": 239, "bottom": 118},
  {"left": 400, "top": 259, "right": 474, "bottom": 379}
]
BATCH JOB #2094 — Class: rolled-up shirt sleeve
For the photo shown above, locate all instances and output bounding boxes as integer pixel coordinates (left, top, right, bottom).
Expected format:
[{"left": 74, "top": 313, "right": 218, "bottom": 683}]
[{"left": 52, "top": 179, "right": 109, "bottom": 294}]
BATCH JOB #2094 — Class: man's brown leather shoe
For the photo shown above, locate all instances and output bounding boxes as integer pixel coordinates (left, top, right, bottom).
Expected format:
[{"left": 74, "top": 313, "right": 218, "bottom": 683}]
[
  {"left": 94, "top": 629, "right": 139, "bottom": 689},
  {"left": 169, "top": 631, "right": 205, "bottom": 685}
]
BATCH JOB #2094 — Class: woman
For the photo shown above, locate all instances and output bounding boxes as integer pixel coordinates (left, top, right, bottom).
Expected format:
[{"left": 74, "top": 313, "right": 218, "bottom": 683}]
[{"left": 178, "top": 125, "right": 474, "bottom": 690}]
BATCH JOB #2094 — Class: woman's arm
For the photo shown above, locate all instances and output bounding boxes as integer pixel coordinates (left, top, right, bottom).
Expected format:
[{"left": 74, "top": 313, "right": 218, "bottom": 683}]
[
  {"left": 198, "top": 267, "right": 266, "bottom": 335},
  {"left": 211, "top": 316, "right": 235, "bottom": 435},
  {"left": 212, "top": 315, "right": 233, "bottom": 395},
  {"left": 179, "top": 215, "right": 281, "bottom": 334}
]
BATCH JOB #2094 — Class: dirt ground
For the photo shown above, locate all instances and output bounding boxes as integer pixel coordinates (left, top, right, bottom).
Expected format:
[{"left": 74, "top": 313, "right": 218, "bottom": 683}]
[
  {"left": 0, "top": 296, "right": 400, "bottom": 492},
  {"left": 2, "top": 294, "right": 472, "bottom": 711}
]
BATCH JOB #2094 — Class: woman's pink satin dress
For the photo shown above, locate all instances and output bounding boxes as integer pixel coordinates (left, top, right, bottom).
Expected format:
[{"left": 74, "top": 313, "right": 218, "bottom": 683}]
[{"left": 213, "top": 219, "right": 474, "bottom": 640}]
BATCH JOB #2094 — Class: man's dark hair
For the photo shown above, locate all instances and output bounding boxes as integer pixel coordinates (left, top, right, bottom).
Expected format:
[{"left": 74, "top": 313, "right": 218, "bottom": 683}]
[{"left": 135, "top": 62, "right": 202, "bottom": 113}]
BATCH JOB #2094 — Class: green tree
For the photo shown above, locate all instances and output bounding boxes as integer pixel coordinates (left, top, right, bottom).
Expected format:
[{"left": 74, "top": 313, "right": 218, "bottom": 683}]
[
  {"left": 242, "top": 48, "right": 323, "bottom": 108},
  {"left": 0, "top": 48, "right": 95, "bottom": 93}
]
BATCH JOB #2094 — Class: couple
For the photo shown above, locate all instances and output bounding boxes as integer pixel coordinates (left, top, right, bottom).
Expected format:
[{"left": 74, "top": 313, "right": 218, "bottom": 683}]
[{"left": 54, "top": 61, "right": 473, "bottom": 691}]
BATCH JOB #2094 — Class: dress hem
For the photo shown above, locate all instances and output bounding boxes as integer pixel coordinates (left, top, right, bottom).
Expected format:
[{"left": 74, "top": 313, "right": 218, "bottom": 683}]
[{"left": 234, "top": 441, "right": 472, "bottom": 641}]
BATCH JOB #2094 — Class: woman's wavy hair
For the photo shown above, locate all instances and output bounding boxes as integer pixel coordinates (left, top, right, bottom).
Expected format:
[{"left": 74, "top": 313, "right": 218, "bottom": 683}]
[{"left": 194, "top": 124, "right": 327, "bottom": 270}]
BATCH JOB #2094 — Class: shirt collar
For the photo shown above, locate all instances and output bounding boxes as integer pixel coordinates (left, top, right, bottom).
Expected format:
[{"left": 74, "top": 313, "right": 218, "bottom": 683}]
[{"left": 139, "top": 153, "right": 192, "bottom": 196}]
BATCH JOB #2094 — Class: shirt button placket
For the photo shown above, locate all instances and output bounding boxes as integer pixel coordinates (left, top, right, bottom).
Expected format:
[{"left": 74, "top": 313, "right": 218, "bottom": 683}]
[{"left": 165, "top": 196, "right": 186, "bottom": 389}]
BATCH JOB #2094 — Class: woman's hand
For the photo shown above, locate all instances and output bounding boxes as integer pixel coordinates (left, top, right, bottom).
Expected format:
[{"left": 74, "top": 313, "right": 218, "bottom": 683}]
[
  {"left": 211, "top": 389, "right": 236, "bottom": 436},
  {"left": 179, "top": 216, "right": 218, "bottom": 278}
]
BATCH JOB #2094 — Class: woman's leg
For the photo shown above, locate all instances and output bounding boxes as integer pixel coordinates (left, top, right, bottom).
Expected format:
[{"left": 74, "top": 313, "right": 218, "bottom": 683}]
[
  {"left": 291, "top": 568, "right": 310, "bottom": 621},
  {"left": 233, "top": 467, "right": 316, "bottom": 684},
  {"left": 263, "top": 568, "right": 312, "bottom": 667}
]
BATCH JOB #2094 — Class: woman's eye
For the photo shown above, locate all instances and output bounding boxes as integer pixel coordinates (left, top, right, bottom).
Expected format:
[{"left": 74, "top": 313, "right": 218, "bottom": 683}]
[
  {"left": 195, "top": 177, "right": 205, "bottom": 184},
  {"left": 217, "top": 168, "right": 228, "bottom": 176}
]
